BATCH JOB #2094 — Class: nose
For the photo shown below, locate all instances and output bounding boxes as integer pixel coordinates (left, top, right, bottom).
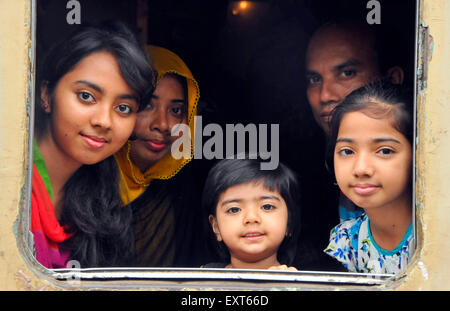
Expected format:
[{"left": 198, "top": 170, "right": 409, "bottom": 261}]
[
  {"left": 149, "top": 107, "right": 169, "bottom": 133},
  {"left": 243, "top": 206, "right": 261, "bottom": 225},
  {"left": 91, "top": 102, "right": 112, "bottom": 130},
  {"left": 319, "top": 79, "right": 341, "bottom": 106},
  {"left": 353, "top": 152, "right": 375, "bottom": 178}
]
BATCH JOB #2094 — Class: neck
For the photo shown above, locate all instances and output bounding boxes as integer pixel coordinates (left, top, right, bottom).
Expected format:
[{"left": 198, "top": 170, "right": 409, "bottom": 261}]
[
  {"left": 227, "top": 253, "right": 280, "bottom": 270},
  {"left": 37, "top": 135, "right": 82, "bottom": 221},
  {"left": 365, "top": 192, "right": 412, "bottom": 251}
]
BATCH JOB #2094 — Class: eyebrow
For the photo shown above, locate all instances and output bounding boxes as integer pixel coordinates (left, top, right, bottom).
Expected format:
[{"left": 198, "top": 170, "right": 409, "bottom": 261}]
[
  {"left": 305, "top": 68, "right": 320, "bottom": 77},
  {"left": 220, "top": 195, "right": 281, "bottom": 207},
  {"left": 305, "top": 59, "right": 363, "bottom": 77},
  {"left": 336, "top": 137, "right": 402, "bottom": 144},
  {"left": 119, "top": 94, "right": 138, "bottom": 102},
  {"left": 74, "top": 80, "right": 138, "bottom": 102},
  {"left": 332, "top": 59, "right": 363, "bottom": 72},
  {"left": 151, "top": 94, "right": 185, "bottom": 104},
  {"left": 74, "top": 80, "right": 103, "bottom": 93},
  {"left": 373, "top": 137, "right": 402, "bottom": 144}
]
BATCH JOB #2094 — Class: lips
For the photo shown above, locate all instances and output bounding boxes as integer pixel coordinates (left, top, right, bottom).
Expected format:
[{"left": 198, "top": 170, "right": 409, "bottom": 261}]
[
  {"left": 145, "top": 139, "right": 168, "bottom": 152},
  {"left": 320, "top": 113, "right": 332, "bottom": 124},
  {"left": 242, "top": 232, "right": 265, "bottom": 241},
  {"left": 320, "top": 106, "right": 338, "bottom": 123},
  {"left": 81, "top": 134, "right": 108, "bottom": 149},
  {"left": 351, "top": 184, "right": 380, "bottom": 196}
]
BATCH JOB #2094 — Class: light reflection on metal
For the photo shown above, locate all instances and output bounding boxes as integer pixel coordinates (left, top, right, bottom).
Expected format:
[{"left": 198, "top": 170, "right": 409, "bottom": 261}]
[{"left": 50, "top": 267, "right": 396, "bottom": 290}]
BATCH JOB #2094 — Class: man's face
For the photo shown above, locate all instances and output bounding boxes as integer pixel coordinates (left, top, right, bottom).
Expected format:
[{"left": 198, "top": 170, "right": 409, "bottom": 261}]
[{"left": 305, "top": 27, "right": 381, "bottom": 133}]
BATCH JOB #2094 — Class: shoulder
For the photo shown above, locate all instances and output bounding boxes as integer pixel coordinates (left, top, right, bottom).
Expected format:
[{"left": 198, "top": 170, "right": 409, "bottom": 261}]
[
  {"left": 329, "top": 214, "right": 366, "bottom": 240},
  {"left": 324, "top": 214, "right": 367, "bottom": 271}
]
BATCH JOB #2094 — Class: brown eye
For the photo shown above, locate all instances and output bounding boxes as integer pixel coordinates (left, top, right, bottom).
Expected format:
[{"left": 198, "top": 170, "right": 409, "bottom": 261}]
[
  {"left": 338, "top": 148, "right": 354, "bottom": 156},
  {"left": 226, "top": 207, "right": 241, "bottom": 214},
  {"left": 306, "top": 75, "right": 321, "bottom": 86},
  {"left": 78, "top": 91, "right": 94, "bottom": 103},
  {"left": 377, "top": 148, "right": 395, "bottom": 156},
  {"left": 261, "top": 204, "right": 275, "bottom": 211},
  {"left": 341, "top": 69, "right": 356, "bottom": 78},
  {"left": 116, "top": 104, "right": 133, "bottom": 115},
  {"left": 172, "top": 106, "right": 182, "bottom": 115}
]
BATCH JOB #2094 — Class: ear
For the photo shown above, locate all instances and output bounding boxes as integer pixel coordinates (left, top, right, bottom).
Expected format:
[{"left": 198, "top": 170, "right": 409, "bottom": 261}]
[
  {"left": 385, "top": 66, "right": 404, "bottom": 85},
  {"left": 40, "top": 82, "right": 51, "bottom": 113},
  {"left": 209, "top": 215, "right": 222, "bottom": 242}
]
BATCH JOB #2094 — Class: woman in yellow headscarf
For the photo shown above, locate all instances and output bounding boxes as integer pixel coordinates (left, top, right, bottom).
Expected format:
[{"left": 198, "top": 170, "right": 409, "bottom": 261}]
[{"left": 114, "top": 45, "right": 207, "bottom": 267}]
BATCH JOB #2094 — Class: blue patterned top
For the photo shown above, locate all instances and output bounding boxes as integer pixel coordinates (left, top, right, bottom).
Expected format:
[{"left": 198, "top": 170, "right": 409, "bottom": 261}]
[
  {"left": 338, "top": 192, "right": 364, "bottom": 222},
  {"left": 324, "top": 214, "right": 415, "bottom": 274}
]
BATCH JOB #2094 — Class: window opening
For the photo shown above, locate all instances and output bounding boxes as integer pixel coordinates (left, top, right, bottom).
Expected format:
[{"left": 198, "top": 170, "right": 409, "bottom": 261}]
[{"left": 20, "top": 0, "right": 420, "bottom": 288}]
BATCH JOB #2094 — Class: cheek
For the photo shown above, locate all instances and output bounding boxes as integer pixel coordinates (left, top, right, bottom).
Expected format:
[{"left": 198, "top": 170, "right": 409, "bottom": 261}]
[
  {"left": 386, "top": 161, "right": 412, "bottom": 192},
  {"left": 306, "top": 89, "right": 320, "bottom": 110},
  {"left": 333, "top": 157, "right": 348, "bottom": 182},
  {"left": 168, "top": 117, "right": 188, "bottom": 139},
  {"left": 265, "top": 211, "right": 289, "bottom": 236},
  {"left": 51, "top": 111, "right": 81, "bottom": 139},
  {"left": 216, "top": 216, "right": 239, "bottom": 239},
  {"left": 134, "top": 114, "right": 150, "bottom": 136},
  {"left": 112, "top": 116, "right": 136, "bottom": 145}
]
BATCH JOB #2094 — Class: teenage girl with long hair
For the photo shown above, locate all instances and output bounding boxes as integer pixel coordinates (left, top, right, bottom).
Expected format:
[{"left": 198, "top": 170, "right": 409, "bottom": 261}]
[
  {"left": 324, "top": 82, "right": 415, "bottom": 274},
  {"left": 32, "top": 22, "right": 155, "bottom": 268}
]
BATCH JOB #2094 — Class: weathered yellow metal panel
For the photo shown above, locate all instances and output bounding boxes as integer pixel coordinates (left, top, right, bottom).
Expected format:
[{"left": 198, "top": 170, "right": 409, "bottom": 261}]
[
  {"left": 395, "top": 0, "right": 450, "bottom": 290},
  {"left": 0, "top": 0, "right": 41, "bottom": 291}
]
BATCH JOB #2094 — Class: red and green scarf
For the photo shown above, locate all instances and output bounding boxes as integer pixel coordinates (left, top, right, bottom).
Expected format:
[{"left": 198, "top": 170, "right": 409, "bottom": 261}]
[{"left": 31, "top": 141, "right": 73, "bottom": 269}]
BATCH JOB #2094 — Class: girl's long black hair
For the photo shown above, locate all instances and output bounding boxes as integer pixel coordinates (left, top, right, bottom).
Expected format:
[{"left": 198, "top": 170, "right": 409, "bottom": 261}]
[
  {"left": 202, "top": 158, "right": 302, "bottom": 266},
  {"left": 36, "top": 21, "right": 155, "bottom": 267}
]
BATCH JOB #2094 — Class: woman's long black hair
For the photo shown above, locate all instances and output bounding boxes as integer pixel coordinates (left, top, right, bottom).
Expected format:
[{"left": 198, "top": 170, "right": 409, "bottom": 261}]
[
  {"left": 201, "top": 158, "right": 302, "bottom": 266},
  {"left": 36, "top": 21, "right": 155, "bottom": 267}
]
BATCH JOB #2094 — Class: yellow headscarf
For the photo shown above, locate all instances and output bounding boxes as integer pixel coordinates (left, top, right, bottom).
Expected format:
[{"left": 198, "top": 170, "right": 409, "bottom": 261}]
[{"left": 114, "top": 45, "right": 199, "bottom": 205}]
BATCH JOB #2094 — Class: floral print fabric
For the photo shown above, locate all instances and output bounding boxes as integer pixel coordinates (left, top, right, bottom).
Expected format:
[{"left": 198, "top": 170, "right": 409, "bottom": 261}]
[{"left": 324, "top": 214, "right": 414, "bottom": 274}]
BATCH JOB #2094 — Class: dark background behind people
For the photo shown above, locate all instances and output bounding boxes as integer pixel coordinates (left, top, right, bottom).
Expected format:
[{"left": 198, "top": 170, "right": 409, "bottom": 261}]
[{"left": 36, "top": 0, "right": 417, "bottom": 271}]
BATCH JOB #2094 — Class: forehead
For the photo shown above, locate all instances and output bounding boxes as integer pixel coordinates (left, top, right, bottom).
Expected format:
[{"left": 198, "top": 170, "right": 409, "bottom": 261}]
[
  {"left": 218, "top": 182, "right": 282, "bottom": 202},
  {"left": 61, "top": 52, "right": 134, "bottom": 93},
  {"left": 306, "top": 26, "right": 377, "bottom": 71},
  {"left": 154, "top": 74, "right": 184, "bottom": 94},
  {"left": 68, "top": 52, "right": 119, "bottom": 77},
  {"left": 338, "top": 111, "right": 403, "bottom": 139}
]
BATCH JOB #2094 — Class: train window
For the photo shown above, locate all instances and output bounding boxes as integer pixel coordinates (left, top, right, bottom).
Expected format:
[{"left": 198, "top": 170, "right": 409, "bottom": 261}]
[{"left": 20, "top": 0, "right": 420, "bottom": 289}]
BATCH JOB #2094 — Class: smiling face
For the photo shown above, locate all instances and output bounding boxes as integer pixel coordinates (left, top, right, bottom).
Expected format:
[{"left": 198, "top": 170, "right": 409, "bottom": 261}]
[
  {"left": 209, "top": 182, "right": 289, "bottom": 268},
  {"left": 334, "top": 111, "right": 412, "bottom": 211},
  {"left": 130, "top": 74, "right": 188, "bottom": 172},
  {"left": 306, "top": 26, "right": 381, "bottom": 133},
  {"left": 44, "top": 51, "right": 138, "bottom": 167}
]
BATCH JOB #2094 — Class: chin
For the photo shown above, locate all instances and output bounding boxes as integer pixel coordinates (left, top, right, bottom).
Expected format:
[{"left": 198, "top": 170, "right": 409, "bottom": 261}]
[
  {"left": 80, "top": 157, "right": 105, "bottom": 166},
  {"left": 348, "top": 198, "right": 378, "bottom": 210},
  {"left": 144, "top": 151, "right": 171, "bottom": 166}
]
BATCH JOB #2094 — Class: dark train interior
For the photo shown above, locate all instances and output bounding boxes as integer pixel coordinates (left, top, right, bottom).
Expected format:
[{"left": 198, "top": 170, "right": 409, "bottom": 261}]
[{"left": 36, "top": 0, "right": 417, "bottom": 271}]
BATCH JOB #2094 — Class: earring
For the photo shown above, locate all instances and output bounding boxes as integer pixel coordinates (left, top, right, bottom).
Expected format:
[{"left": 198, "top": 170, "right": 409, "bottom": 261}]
[{"left": 42, "top": 103, "right": 49, "bottom": 110}]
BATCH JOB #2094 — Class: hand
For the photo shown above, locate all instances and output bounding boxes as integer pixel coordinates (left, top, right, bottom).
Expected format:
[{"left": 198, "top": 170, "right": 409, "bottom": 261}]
[{"left": 267, "top": 265, "right": 297, "bottom": 271}]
